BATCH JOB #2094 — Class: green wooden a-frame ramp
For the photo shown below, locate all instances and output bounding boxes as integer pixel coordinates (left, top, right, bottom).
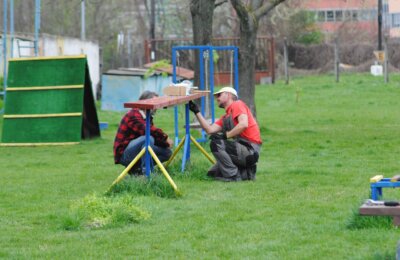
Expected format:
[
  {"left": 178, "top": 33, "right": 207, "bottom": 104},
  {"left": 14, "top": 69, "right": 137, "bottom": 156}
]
[{"left": 1, "top": 55, "right": 100, "bottom": 146}]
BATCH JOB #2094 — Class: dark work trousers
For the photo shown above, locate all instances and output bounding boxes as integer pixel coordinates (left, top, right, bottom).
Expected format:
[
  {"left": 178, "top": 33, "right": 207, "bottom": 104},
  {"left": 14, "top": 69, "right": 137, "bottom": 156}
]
[
  {"left": 209, "top": 138, "right": 260, "bottom": 180},
  {"left": 208, "top": 115, "right": 260, "bottom": 181}
]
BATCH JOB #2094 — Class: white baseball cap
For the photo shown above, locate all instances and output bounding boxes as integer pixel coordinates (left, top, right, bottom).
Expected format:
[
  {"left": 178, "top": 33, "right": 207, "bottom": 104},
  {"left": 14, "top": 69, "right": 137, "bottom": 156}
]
[{"left": 213, "top": 87, "right": 238, "bottom": 98}]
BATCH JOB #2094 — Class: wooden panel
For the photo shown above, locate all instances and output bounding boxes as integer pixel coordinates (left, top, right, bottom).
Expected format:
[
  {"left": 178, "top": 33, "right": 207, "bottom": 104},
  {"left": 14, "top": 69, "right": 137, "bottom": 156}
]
[
  {"left": 359, "top": 205, "right": 400, "bottom": 216},
  {"left": 124, "top": 91, "right": 208, "bottom": 110}
]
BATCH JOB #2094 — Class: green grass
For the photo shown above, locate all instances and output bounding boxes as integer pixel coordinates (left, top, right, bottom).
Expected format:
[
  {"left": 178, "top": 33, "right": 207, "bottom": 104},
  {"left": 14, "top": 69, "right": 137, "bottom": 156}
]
[{"left": 1, "top": 73, "right": 400, "bottom": 258}]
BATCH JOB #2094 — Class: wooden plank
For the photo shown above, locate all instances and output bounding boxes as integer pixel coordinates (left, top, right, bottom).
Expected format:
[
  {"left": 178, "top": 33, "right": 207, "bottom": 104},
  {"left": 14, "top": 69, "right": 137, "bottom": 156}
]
[
  {"left": 0, "top": 142, "right": 79, "bottom": 146},
  {"left": 4, "top": 113, "right": 82, "bottom": 119},
  {"left": 9, "top": 55, "right": 86, "bottom": 62},
  {"left": 6, "top": 85, "right": 83, "bottom": 91},
  {"left": 359, "top": 204, "right": 400, "bottom": 216},
  {"left": 370, "top": 175, "right": 384, "bottom": 183},
  {"left": 124, "top": 92, "right": 208, "bottom": 110}
]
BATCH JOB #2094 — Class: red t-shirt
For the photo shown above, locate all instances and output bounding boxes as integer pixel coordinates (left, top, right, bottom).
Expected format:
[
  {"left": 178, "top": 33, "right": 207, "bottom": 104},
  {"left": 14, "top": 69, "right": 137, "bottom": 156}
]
[{"left": 215, "top": 100, "right": 262, "bottom": 144}]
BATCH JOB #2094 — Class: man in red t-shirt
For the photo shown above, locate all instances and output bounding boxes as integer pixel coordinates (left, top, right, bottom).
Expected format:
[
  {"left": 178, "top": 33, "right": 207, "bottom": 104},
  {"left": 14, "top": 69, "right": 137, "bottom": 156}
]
[{"left": 189, "top": 87, "right": 262, "bottom": 181}]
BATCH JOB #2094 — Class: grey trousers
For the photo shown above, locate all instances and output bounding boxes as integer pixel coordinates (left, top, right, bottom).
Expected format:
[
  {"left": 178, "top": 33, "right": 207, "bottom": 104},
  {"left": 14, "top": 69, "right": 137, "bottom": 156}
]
[{"left": 208, "top": 138, "right": 260, "bottom": 181}]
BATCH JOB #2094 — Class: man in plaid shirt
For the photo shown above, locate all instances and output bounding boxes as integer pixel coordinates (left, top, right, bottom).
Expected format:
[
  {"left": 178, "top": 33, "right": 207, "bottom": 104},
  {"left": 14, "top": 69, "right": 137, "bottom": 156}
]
[{"left": 113, "top": 91, "right": 173, "bottom": 174}]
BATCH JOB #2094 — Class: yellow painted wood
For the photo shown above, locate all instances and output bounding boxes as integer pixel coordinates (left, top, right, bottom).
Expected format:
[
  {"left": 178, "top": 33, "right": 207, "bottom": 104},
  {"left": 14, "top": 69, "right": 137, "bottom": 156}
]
[
  {"left": 4, "top": 113, "right": 82, "bottom": 119},
  {"left": 148, "top": 146, "right": 178, "bottom": 192},
  {"left": 108, "top": 148, "right": 146, "bottom": 191},
  {"left": 190, "top": 135, "right": 216, "bottom": 164},
  {"left": 391, "top": 175, "right": 400, "bottom": 182},
  {"left": 6, "top": 85, "right": 83, "bottom": 91},
  {"left": 0, "top": 142, "right": 79, "bottom": 146},
  {"left": 370, "top": 175, "right": 384, "bottom": 183},
  {"left": 9, "top": 55, "right": 86, "bottom": 62},
  {"left": 164, "top": 136, "right": 186, "bottom": 168}
]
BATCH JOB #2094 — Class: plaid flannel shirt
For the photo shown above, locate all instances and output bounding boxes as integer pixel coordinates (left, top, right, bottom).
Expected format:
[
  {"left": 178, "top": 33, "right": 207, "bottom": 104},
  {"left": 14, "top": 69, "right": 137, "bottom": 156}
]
[{"left": 113, "top": 108, "right": 169, "bottom": 164}]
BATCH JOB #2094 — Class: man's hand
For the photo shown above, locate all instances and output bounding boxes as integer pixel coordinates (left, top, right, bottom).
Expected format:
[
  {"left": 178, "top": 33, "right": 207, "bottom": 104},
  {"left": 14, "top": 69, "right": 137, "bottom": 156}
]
[
  {"left": 188, "top": 101, "right": 200, "bottom": 114},
  {"left": 166, "top": 138, "right": 174, "bottom": 148}
]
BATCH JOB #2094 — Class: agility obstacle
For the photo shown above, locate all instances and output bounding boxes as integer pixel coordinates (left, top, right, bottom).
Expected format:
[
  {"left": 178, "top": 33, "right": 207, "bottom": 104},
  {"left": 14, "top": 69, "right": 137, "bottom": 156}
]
[
  {"left": 171, "top": 45, "right": 239, "bottom": 145},
  {"left": 1, "top": 55, "right": 99, "bottom": 146}
]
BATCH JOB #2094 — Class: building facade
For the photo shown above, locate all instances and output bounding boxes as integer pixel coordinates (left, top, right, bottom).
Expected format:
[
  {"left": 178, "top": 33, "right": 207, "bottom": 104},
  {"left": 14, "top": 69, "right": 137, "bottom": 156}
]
[{"left": 301, "top": 0, "right": 400, "bottom": 39}]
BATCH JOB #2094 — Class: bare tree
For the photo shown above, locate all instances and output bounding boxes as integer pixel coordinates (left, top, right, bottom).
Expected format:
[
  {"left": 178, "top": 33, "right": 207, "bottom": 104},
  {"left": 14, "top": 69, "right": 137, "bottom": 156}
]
[{"left": 230, "top": 0, "right": 287, "bottom": 116}]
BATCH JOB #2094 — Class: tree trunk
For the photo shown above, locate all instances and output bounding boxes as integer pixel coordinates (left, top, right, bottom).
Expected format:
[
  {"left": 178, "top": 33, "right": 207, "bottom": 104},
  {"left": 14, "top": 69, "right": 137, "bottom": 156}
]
[
  {"left": 190, "top": 0, "right": 215, "bottom": 87},
  {"left": 238, "top": 19, "right": 258, "bottom": 116}
]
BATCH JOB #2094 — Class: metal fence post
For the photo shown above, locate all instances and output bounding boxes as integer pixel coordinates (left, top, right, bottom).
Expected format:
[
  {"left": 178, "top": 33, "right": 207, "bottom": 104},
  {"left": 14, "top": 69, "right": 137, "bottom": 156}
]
[
  {"left": 284, "top": 37, "right": 289, "bottom": 85},
  {"left": 334, "top": 37, "right": 339, "bottom": 83},
  {"left": 384, "top": 35, "right": 389, "bottom": 84}
]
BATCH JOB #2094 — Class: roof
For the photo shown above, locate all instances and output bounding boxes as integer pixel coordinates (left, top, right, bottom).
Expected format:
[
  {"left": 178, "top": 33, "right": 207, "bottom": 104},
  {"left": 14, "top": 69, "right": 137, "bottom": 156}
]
[
  {"left": 104, "top": 68, "right": 158, "bottom": 76},
  {"left": 144, "top": 62, "right": 194, "bottom": 80}
]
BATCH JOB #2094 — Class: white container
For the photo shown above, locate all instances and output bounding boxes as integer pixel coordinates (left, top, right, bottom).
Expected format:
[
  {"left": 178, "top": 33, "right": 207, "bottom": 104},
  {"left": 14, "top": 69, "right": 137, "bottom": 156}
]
[{"left": 370, "top": 64, "right": 383, "bottom": 76}]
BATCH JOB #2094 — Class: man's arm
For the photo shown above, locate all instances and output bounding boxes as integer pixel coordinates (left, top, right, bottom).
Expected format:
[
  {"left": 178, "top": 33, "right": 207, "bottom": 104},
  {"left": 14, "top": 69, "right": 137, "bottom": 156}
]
[
  {"left": 225, "top": 114, "right": 248, "bottom": 138},
  {"left": 188, "top": 101, "right": 221, "bottom": 134},
  {"left": 194, "top": 111, "right": 222, "bottom": 134}
]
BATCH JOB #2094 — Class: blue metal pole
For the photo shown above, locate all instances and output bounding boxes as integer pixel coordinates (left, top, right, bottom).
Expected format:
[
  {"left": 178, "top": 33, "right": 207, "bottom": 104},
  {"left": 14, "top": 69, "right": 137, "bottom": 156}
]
[
  {"left": 10, "top": 0, "right": 14, "bottom": 58},
  {"left": 2, "top": 0, "right": 8, "bottom": 107},
  {"left": 172, "top": 48, "right": 179, "bottom": 146},
  {"left": 81, "top": 0, "right": 86, "bottom": 41},
  {"left": 34, "top": 0, "right": 41, "bottom": 56},
  {"left": 199, "top": 47, "right": 206, "bottom": 139},
  {"left": 145, "top": 109, "right": 151, "bottom": 177},
  {"left": 181, "top": 103, "right": 191, "bottom": 172},
  {"left": 209, "top": 47, "right": 215, "bottom": 123},
  {"left": 234, "top": 47, "right": 239, "bottom": 97}
]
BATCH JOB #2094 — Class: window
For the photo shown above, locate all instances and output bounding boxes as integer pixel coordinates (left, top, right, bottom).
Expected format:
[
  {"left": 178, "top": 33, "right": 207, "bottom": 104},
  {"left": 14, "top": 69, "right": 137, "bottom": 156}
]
[
  {"left": 392, "top": 13, "right": 400, "bottom": 28},
  {"left": 327, "top": 11, "right": 334, "bottom": 21},
  {"left": 352, "top": 10, "right": 359, "bottom": 21},
  {"left": 317, "top": 11, "right": 326, "bottom": 22},
  {"left": 344, "top": 10, "right": 352, "bottom": 21},
  {"left": 335, "top": 10, "right": 343, "bottom": 21}
]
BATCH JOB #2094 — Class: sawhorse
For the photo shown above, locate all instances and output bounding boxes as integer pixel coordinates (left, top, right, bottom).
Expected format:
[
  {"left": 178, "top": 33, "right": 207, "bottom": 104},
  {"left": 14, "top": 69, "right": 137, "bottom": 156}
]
[{"left": 108, "top": 92, "right": 214, "bottom": 192}]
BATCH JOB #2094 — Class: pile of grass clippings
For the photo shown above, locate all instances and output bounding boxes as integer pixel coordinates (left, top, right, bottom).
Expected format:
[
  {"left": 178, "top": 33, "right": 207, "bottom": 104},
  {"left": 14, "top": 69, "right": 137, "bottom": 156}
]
[{"left": 62, "top": 193, "right": 150, "bottom": 230}]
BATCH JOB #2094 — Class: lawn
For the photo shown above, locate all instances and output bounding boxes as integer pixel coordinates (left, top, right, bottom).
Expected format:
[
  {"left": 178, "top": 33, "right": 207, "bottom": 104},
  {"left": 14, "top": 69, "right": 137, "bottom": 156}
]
[{"left": 0, "top": 73, "right": 399, "bottom": 259}]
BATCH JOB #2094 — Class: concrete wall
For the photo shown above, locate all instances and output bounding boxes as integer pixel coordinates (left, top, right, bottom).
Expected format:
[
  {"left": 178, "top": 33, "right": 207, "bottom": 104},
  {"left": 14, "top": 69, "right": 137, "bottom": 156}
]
[
  {"left": 101, "top": 74, "right": 172, "bottom": 111},
  {"left": 1, "top": 33, "right": 100, "bottom": 95}
]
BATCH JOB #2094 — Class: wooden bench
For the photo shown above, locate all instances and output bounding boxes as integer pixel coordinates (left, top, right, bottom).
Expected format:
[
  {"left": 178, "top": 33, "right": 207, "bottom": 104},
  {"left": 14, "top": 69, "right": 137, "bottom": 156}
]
[{"left": 359, "top": 203, "right": 400, "bottom": 226}]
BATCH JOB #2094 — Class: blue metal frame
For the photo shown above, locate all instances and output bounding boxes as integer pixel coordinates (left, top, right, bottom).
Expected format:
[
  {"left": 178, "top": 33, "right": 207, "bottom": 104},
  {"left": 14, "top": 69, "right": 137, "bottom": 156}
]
[
  {"left": 370, "top": 178, "right": 400, "bottom": 200},
  {"left": 1, "top": 0, "right": 8, "bottom": 114},
  {"left": 1, "top": 0, "right": 40, "bottom": 114},
  {"left": 10, "top": 0, "right": 14, "bottom": 59},
  {"left": 171, "top": 45, "right": 239, "bottom": 171},
  {"left": 34, "top": 0, "right": 41, "bottom": 57}
]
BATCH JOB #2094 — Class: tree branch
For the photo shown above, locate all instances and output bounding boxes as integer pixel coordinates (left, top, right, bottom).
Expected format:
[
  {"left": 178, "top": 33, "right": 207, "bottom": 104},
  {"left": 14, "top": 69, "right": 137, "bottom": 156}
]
[
  {"left": 215, "top": 0, "right": 228, "bottom": 7},
  {"left": 254, "top": 0, "right": 287, "bottom": 19},
  {"left": 230, "top": 0, "right": 249, "bottom": 19}
]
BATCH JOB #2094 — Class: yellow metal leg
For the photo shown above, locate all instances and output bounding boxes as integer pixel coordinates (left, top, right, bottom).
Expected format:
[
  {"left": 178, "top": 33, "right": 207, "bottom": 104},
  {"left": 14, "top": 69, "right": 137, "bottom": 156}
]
[
  {"left": 190, "top": 135, "right": 216, "bottom": 164},
  {"left": 164, "top": 135, "right": 186, "bottom": 168},
  {"left": 148, "top": 146, "right": 179, "bottom": 192},
  {"left": 108, "top": 147, "right": 146, "bottom": 191}
]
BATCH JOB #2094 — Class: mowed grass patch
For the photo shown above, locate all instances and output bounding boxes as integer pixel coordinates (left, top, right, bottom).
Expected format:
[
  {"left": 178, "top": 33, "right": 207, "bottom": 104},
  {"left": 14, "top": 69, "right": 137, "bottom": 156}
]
[
  {"left": 62, "top": 193, "right": 150, "bottom": 230},
  {"left": 0, "top": 73, "right": 400, "bottom": 258}
]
